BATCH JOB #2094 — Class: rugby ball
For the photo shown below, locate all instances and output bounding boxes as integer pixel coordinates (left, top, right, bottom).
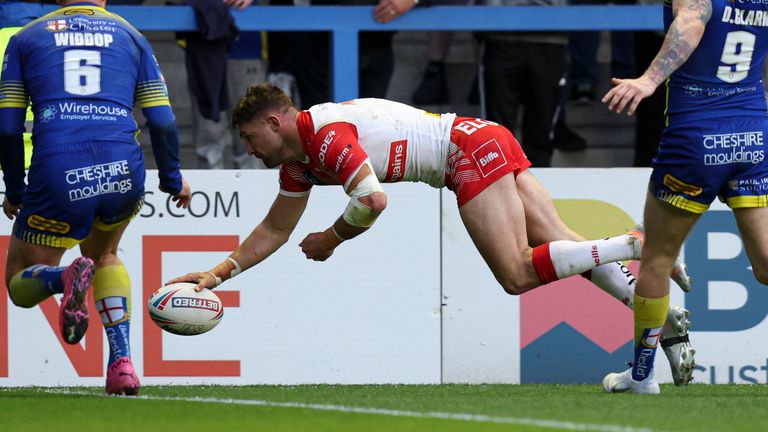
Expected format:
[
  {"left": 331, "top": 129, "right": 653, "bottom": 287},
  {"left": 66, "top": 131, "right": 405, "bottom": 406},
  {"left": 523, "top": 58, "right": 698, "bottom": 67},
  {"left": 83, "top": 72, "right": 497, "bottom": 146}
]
[{"left": 147, "top": 282, "right": 223, "bottom": 335}]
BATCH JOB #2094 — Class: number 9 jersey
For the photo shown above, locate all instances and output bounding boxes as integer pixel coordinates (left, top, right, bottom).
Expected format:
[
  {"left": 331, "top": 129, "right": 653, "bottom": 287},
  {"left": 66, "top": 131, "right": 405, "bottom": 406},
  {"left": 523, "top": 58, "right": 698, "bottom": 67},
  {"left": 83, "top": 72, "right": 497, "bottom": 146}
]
[
  {"left": 0, "top": 4, "right": 170, "bottom": 149},
  {"left": 664, "top": 0, "right": 768, "bottom": 123}
]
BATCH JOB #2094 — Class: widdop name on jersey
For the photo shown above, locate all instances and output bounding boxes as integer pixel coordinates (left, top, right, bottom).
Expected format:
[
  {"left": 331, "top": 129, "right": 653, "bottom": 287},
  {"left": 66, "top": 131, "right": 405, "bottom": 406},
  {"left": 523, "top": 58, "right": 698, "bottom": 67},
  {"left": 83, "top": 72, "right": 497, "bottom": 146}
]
[
  {"left": 171, "top": 297, "right": 220, "bottom": 312},
  {"left": 54, "top": 32, "right": 114, "bottom": 47}
]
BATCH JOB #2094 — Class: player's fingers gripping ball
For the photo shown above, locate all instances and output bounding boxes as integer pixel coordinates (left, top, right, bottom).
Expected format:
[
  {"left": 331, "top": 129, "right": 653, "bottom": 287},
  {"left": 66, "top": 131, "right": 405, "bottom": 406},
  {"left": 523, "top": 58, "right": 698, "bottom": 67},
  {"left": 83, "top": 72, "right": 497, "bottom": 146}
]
[{"left": 148, "top": 282, "right": 223, "bottom": 335}]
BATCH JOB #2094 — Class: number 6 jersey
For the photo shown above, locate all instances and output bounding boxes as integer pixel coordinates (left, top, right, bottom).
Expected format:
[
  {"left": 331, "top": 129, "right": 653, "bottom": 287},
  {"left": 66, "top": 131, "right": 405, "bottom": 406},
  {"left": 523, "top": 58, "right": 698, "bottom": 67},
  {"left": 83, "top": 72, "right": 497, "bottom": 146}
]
[{"left": 0, "top": 4, "right": 170, "bottom": 149}]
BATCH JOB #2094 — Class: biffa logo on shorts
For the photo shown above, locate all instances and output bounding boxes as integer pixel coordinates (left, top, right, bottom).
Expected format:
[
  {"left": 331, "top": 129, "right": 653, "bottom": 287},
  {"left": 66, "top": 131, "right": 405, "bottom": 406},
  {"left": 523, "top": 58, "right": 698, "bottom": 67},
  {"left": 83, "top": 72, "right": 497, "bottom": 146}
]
[{"left": 471, "top": 139, "right": 508, "bottom": 178}]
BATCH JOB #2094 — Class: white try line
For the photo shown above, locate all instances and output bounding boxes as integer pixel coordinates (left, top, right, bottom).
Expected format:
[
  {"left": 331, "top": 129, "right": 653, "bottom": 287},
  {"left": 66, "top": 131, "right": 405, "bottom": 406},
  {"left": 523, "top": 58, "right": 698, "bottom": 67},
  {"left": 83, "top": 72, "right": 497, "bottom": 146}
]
[{"left": 41, "top": 388, "right": 656, "bottom": 432}]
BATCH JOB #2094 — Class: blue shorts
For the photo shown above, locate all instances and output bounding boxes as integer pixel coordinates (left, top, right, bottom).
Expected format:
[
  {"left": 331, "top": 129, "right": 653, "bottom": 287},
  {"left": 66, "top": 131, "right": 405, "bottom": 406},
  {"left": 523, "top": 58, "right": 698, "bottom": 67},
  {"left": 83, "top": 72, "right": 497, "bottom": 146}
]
[
  {"left": 650, "top": 116, "right": 768, "bottom": 214},
  {"left": 14, "top": 141, "right": 146, "bottom": 249}
]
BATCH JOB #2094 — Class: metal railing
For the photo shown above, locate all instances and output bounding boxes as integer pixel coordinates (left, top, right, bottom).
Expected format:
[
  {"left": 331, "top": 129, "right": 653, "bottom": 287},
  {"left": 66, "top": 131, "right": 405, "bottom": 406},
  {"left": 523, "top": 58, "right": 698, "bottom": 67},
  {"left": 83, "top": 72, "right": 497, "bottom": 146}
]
[{"left": 41, "top": 5, "right": 664, "bottom": 101}]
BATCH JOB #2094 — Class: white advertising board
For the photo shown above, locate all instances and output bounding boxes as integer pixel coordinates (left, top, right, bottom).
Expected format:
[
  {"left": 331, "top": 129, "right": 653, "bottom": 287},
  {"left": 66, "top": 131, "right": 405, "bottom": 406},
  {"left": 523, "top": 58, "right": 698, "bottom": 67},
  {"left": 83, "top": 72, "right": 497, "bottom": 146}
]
[
  {"left": 0, "top": 170, "right": 441, "bottom": 386},
  {"left": 1, "top": 168, "right": 764, "bottom": 385}
]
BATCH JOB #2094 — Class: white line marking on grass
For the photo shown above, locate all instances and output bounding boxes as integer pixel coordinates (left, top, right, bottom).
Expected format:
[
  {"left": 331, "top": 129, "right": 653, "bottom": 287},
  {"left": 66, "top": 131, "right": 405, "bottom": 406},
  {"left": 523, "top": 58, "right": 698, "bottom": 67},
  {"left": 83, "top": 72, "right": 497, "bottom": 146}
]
[{"left": 44, "top": 389, "right": 655, "bottom": 432}]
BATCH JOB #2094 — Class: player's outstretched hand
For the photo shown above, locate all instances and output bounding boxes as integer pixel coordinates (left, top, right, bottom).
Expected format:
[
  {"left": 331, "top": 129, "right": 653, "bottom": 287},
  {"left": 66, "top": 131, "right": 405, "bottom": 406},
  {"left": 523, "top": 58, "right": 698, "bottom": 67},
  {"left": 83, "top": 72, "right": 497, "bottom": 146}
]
[
  {"left": 299, "top": 229, "right": 342, "bottom": 261},
  {"left": 602, "top": 76, "right": 657, "bottom": 116},
  {"left": 2, "top": 197, "right": 21, "bottom": 220},
  {"left": 166, "top": 272, "right": 218, "bottom": 292},
  {"left": 166, "top": 178, "right": 192, "bottom": 209},
  {"left": 374, "top": 0, "right": 416, "bottom": 23}
]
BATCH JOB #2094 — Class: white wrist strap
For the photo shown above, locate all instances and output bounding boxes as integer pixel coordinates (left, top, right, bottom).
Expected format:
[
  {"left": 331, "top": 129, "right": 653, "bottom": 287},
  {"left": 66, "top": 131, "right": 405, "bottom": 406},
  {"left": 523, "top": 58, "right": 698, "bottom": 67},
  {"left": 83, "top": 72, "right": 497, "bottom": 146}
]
[
  {"left": 208, "top": 272, "right": 222, "bottom": 287},
  {"left": 227, "top": 257, "right": 242, "bottom": 277}
]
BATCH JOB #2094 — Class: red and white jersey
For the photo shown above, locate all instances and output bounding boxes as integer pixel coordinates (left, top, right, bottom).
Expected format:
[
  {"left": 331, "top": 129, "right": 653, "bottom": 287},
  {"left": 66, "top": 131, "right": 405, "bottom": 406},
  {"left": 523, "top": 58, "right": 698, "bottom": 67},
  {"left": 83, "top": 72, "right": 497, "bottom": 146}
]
[{"left": 279, "top": 98, "right": 457, "bottom": 196}]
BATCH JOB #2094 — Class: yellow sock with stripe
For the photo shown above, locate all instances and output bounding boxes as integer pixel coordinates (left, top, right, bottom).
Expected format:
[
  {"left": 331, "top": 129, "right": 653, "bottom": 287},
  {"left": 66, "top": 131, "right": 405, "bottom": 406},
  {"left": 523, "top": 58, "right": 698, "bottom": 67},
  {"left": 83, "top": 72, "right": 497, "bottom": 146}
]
[
  {"left": 8, "top": 265, "right": 66, "bottom": 308},
  {"left": 631, "top": 293, "right": 669, "bottom": 382},
  {"left": 93, "top": 265, "right": 132, "bottom": 366}
]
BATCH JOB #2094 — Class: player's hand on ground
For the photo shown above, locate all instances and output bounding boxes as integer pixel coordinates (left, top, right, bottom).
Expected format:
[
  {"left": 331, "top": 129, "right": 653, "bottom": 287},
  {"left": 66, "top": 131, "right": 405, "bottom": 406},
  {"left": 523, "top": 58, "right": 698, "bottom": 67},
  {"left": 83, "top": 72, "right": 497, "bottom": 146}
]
[
  {"left": 299, "top": 229, "right": 342, "bottom": 261},
  {"left": 2, "top": 197, "right": 21, "bottom": 220},
  {"left": 374, "top": 0, "right": 416, "bottom": 23},
  {"left": 166, "top": 272, "right": 217, "bottom": 292},
  {"left": 602, "top": 76, "right": 657, "bottom": 116},
  {"left": 166, "top": 178, "right": 192, "bottom": 209}
]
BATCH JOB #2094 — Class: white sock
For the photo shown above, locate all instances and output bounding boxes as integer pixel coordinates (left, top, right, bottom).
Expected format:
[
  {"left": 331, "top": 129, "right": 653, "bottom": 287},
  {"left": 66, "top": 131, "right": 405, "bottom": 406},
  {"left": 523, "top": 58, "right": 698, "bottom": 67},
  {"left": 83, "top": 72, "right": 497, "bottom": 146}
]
[
  {"left": 587, "top": 262, "right": 679, "bottom": 339},
  {"left": 548, "top": 235, "right": 639, "bottom": 279},
  {"left": 587, "top": 262, "right": 636, "bottom": 308}
]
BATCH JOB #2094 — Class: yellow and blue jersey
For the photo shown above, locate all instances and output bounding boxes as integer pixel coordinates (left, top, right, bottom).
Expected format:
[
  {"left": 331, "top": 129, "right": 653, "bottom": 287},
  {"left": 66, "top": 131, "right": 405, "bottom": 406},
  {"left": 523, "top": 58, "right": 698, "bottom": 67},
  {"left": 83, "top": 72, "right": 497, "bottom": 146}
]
[
  {"left": 0, "top": 3, "right": 182, "bottom": 248},
  {"left": 664, "top": 0, "right": 768, "bottom": 123},
  {"left": 0, "top": 3, "right": 182, "bottom": 205},
  {"left": 0, "top": 4, "right": 170, "bottom": 147},
  {"left": 650, "top": 0, "right": 768, "bottom": 214}
]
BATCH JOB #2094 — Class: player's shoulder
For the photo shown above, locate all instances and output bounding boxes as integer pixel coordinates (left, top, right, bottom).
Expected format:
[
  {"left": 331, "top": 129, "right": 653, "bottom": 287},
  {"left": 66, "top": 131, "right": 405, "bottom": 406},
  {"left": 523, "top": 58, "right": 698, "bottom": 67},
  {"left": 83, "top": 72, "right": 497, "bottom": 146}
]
[{"left": 16, "top": 5, "right": 145, "bottom": 42}]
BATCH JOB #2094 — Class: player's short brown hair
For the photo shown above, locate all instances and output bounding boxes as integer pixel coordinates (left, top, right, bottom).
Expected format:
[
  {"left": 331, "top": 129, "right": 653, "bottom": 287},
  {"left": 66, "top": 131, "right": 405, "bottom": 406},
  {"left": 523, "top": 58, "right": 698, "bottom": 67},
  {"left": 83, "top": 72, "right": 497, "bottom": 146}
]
[{"left": 231, "top": 83, "right": 294, "bottom": 129}]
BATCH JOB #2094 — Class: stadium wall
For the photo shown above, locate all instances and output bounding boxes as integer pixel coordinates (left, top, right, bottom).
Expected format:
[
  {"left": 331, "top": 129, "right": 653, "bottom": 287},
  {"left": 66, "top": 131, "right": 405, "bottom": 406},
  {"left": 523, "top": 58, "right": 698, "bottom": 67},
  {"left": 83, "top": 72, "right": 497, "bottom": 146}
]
[{"left": 1, "top": 169, "right": 766, "bottom": 386}]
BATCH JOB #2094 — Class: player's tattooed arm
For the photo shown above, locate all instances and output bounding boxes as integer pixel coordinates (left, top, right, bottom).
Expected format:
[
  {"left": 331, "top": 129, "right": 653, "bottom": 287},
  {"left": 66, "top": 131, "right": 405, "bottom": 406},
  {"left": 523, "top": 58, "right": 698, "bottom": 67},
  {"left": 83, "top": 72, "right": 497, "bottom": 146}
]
[{"left": 645, "top": 0, "right": 712, "bottom": 86}]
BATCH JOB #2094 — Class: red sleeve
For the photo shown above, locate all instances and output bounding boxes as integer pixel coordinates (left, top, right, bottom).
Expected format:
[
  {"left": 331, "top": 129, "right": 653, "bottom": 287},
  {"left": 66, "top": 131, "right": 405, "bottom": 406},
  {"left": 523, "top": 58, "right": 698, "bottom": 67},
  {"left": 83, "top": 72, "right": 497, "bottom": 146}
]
[
  {"left": 311, "top": 122, "right": 369, "bottom": 187},
  {"left": 279, "top": 162, "right": 313, "bottom": 196}
]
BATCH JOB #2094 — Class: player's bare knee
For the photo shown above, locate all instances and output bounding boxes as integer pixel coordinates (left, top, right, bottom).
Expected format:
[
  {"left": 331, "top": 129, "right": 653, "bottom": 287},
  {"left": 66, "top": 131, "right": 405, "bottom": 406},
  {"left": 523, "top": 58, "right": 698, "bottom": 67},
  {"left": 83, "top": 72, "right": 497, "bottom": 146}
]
[
  {"left": 498, "top": 277, "right": 536, "bottom": 296},
  {"left": 6, "top": 287, "right": 34, "bottom": 308},
  {"left": 88, "top": 252, "right": 120, "bottom": 268},
  {"left": 8, "top": 295, "right": 35, "bottom": 308}
]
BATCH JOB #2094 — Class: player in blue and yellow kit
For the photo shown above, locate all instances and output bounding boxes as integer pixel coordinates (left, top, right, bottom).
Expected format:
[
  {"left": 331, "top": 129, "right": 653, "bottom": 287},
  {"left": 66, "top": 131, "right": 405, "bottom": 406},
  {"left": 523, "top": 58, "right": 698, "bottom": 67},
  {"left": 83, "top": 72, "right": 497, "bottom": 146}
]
[
  {"left": 0, "top": 0, "right": 191, "bottom": 395},
  {"left": 601, "top": 0, "right": 767, "bottom": 393}
]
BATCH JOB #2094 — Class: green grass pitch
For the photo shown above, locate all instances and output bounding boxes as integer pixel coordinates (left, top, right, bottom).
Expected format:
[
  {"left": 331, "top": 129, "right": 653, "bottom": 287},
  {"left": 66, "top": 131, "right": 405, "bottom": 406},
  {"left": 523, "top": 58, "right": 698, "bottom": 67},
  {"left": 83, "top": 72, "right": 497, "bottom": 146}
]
[{"left": 2, "top": 384, "right": 767, "bottom": 432}]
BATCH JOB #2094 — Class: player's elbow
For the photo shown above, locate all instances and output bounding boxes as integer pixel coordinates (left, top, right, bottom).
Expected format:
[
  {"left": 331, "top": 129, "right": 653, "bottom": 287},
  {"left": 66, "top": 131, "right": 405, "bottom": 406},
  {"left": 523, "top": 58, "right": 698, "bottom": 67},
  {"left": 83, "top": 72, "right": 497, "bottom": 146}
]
[
  {"left": 146, "top": 118, "right": 177, "bottom": 135},
  {"left": 676, "top": 14, "right": 707, "bottom": 42},
  {"left": 358, "top": 191, "right": 387, "bottom": 214},
  {"left": 144, "top": 105, "right": 177, "bottom": 131},
  {"left": 0, "top": 126, "right": 22, "bottom": 140}
]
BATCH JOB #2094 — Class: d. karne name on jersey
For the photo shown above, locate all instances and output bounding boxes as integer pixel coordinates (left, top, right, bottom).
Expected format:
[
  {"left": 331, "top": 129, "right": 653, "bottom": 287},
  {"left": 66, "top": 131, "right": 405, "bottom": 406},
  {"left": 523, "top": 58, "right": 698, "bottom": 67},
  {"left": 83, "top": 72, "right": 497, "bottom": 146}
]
[
  {"left": 54, "top": 32, "right": 114, "bottom": 47},
  {"left": 722, "top": 6, "right": 768, "bottom": 26}
]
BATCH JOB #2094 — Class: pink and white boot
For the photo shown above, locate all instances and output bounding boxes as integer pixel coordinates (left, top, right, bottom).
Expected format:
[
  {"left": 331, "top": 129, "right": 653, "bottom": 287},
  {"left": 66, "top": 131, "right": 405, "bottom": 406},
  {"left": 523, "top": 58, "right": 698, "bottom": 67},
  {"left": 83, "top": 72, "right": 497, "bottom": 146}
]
[
  {"left": 59, "top": 257, "right": 95, "bottom": 344},
  {"left": 106, "top": 356, "right": 141, "bottom": 396}
]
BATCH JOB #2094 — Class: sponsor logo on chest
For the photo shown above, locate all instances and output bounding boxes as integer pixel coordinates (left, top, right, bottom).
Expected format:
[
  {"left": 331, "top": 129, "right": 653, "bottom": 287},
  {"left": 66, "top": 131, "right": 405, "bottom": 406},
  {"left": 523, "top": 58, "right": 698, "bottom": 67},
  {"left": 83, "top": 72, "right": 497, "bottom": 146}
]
[
  {"left": 46, "top": 20, "right": 68, "bottom": 32},
  {"left": 384, "top": 140, "right": 408, "bottom": 182}
]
